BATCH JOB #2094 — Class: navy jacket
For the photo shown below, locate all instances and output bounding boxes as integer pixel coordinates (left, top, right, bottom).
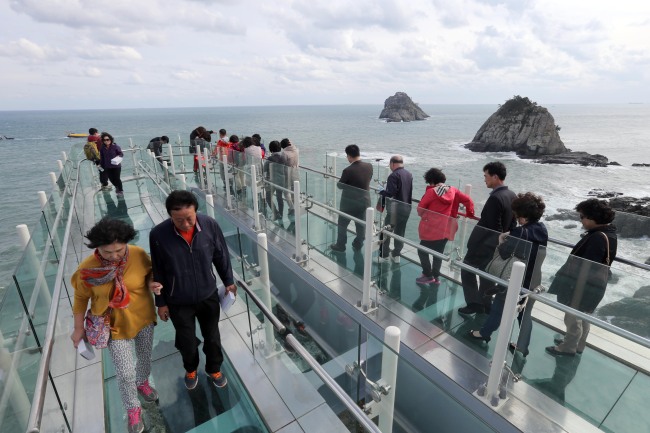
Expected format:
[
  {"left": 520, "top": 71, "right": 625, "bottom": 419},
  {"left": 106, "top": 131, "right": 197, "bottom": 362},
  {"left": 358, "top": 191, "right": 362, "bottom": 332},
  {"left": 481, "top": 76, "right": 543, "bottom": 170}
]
[
  {"left": 150, "top": 213, "right": 234, "bottom": 307},
  {"left": 99, "top": 143, "right": 124, "bottom": 169},
  {"left": 498, "top": 221, "right": 548, "bottom": 288},
  {"left": 379, "top": 166, "right": 413, "bottom": 215}
]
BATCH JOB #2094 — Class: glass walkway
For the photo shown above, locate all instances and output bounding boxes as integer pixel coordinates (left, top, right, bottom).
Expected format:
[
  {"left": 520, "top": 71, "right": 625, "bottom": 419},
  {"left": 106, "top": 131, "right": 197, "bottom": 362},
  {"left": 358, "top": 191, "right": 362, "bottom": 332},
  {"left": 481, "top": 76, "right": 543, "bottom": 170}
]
[{"left": 1, "top": 140, "right": 649, "bottom": 433}]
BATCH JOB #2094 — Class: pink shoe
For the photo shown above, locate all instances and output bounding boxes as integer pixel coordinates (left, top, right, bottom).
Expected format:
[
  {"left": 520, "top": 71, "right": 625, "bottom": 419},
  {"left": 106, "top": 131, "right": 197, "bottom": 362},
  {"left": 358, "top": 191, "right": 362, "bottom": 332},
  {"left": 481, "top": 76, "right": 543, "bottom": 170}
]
[{"left": 127, "top": 407, "right": 144, "bottom": 433}]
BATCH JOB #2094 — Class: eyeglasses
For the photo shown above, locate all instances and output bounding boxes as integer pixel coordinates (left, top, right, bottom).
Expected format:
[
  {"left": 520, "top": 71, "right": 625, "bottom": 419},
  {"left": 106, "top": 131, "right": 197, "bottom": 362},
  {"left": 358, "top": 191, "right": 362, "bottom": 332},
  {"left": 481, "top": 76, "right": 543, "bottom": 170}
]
[{"left": 103, "top": 138, "right": 111, "bottom": 142}]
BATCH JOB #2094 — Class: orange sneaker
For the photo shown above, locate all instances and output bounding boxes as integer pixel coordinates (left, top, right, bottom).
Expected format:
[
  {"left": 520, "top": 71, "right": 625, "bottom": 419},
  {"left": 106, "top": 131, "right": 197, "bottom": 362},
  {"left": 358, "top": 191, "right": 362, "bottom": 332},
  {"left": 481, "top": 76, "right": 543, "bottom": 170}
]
[
  {"left": 208, "top": 371, "right": 227, "bottom": 388},
  {"left": 184, "top": 370, "right": 198, "bottom": 390}
]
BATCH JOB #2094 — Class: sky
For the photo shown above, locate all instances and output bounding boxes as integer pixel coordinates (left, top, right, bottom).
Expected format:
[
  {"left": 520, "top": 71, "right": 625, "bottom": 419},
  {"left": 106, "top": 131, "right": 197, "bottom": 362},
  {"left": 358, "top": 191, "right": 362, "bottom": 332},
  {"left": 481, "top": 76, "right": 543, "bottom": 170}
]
[{"left": 1, "top": 0, "right": 649, "bottom": 110}]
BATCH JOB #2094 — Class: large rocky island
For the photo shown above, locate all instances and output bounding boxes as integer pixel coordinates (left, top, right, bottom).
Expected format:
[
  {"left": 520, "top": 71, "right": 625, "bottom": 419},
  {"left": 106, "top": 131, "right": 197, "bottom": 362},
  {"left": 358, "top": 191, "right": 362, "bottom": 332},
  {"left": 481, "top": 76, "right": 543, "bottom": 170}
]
[
  {"left": 379, "top": 92, "right": 429, "bottom": 122},
  {"left": 465, "top": 96, "right": 612, "bottom": 166}
]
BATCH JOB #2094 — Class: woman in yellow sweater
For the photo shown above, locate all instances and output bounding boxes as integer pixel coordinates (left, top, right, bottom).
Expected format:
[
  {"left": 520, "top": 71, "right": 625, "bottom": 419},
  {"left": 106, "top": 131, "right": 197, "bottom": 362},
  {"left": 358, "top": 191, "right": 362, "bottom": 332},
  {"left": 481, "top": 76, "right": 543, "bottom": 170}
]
[{"left": 70, "top": 218, "right": 158, "bottom": 433}]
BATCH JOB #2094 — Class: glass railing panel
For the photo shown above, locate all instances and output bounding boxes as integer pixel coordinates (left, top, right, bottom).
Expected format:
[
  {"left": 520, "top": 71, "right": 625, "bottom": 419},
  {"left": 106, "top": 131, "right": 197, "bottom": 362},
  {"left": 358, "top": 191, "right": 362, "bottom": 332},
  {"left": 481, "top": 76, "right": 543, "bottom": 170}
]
[
  {"left": 364, "top": 333, "right": 498, "bottom": 433},
  {"left": 600, "top": 371, "right": 650, "bottom": 433}
]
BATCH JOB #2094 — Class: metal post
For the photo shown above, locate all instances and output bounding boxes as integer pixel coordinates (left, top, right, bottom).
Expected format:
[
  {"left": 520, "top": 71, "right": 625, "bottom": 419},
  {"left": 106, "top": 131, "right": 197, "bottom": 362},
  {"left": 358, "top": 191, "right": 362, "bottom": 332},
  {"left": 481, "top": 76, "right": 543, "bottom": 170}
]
[
  {"left": 206, "top": 194, "right": 215, "bottom": 219},
  {"left": 251, "top": 165, "right": 261, "bottom": 231},
  {"left": 163, "top": 161, "right": 170, "bottom": 185},
  {"left": 37, "top": 191, "right": 47, "bottom": 209},
  {"left": 131, "top": 145, "right": 138, "bottom": 176},
  {"left": 378, "top": 326, "right": 400, "bottom": 433},
  {"left": 223, "top": 155, "right": 233, "bottom": 210},
  {"left": 203, "top": 148, "right": 213, "bottom": 193},
  {"left": 61, "top": 151, "right": 67, "bottom": 162},
  {"left": 359, "top": 207, "right": 376, "bottom": 313},
  {"left": 56, "top": 160, "right": 63, "bottom": 172},
  {"left": 49, "top": 172, "right": 57, "bottom": 188},
  {"left": 454, "top": 184, "right": 472, "bottom": 279},
  {"left": 292, "top": 180, "right": 306, "bottom": 263},
  {"left": 478, "top": 261, "right": 526, "bottom": 407},
  {"left": 167, "top": 142, "right": 175, "bottom": 175},
  {"left": 257, "top": 233, "right": 279, "bottom": 357},
  {"left": 178, "top": 173, "right": 186, "bottom": 190}
]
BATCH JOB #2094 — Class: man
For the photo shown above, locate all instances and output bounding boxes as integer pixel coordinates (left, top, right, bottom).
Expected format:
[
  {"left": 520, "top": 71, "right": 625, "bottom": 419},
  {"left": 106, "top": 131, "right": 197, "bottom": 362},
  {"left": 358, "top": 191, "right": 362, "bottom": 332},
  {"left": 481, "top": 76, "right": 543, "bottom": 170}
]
[
  {"left": 459, "top": 161, "right": 516, "bottom": 315},
  {"left": 330, "top": 145, "right": 373, "bottom": 252},
  {"left": 84, "top": 127, "right": 110, "bottom": 190},
  {"left": 264, "top": 140, "right": 288, "bottom": 220},
  {"left": 147, "top": 135, "right": 169, "bottom": 164},
  {"left": 280, "top": 138, "right": 299, "bottom": 216},
  {"left": 149, "top": 190, "right": 237, "bottom": 390},
  {"left": 211, "top": 129, "right": 230, "bottom": 191},
  {"left": 190, "top": 127, "right": 211, "bottom": 172},
  {"left": 378, "top": 155, "right": 413, "bottom": 263}
]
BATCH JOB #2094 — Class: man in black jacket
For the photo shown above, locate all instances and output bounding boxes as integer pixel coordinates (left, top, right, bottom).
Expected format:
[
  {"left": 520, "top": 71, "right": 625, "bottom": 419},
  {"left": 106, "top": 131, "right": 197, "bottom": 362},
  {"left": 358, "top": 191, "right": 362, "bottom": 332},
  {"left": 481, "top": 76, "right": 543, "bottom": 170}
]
[
  {"left": 378, "top": 155, "right": 413, "bottom": 263},
  {"left": 147, "top": 136, "right": 169, "bottom": 164},
  {"left": 149, "top": 190, "right": 237, "bottom": 390},
  {"left": 330, "top": 145, "right": 373, "bottom": 252},
  {"left": 459, "top": 161, "right": 516, "bottom": 315}
]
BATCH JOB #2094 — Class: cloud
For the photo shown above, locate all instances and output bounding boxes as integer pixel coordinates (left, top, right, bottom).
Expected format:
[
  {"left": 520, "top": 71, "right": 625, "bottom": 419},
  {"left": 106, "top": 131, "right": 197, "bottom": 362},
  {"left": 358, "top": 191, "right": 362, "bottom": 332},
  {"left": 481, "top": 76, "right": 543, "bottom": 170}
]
[
  {"left": 125, "top": 73, "right": 144, "bottom": 84},
  {"left": 84, "top": 67, "right": 102, "bottom": 77},
  {"left": 0, "top": 38, "right": 65, "bottom": 62},
  {"left": 171, "top": 70, "right": 200, "bottom": 80},
  {"left": 292, "top": 0, "right": 412, "bottom": 32},
  {"left": 76, "top": 45, "right": 143, "bottom": 61}
]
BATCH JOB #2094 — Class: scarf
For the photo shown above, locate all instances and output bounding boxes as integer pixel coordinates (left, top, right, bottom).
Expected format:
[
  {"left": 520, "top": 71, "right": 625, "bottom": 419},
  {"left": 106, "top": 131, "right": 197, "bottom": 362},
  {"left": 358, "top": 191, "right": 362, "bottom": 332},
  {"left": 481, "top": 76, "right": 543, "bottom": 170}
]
[{"left": 80, "top": 246, "right": 130, "bottom": 310}]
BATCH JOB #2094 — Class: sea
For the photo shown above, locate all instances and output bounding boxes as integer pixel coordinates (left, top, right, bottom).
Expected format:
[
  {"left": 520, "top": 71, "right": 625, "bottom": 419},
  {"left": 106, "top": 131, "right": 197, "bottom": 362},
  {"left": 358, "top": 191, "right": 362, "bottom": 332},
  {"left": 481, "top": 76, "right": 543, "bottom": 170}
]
[{"left": 1, "top": 104, "right": 649, "bottom": 305}]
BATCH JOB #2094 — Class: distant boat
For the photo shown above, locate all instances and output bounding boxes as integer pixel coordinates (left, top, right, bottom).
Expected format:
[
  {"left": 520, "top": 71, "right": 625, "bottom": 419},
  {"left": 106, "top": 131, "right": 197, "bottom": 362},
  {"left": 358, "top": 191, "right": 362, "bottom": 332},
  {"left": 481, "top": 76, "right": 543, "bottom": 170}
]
[
  {"left": 67, "top": 133, "right": 87, "bottom": 138},
  {"left": 0, "top": 135, "right": 15, "bottom": 140}
]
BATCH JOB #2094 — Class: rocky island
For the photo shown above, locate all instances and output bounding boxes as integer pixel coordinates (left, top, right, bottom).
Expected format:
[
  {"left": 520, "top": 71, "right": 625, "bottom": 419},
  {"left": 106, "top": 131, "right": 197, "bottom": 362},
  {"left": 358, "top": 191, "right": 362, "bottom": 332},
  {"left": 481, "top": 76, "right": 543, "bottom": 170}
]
[
  {"left": 379, "top": 92, "right": 429, "bottom": 122},
  {"left": 465, "top": 96, "right": 612, "bottom": 166}
]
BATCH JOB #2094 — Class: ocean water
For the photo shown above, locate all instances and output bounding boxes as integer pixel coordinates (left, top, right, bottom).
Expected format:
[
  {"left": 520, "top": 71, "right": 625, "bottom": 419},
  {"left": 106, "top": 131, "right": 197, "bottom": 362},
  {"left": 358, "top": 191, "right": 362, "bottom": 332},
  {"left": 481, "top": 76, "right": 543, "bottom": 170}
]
[{"left": 1, "top": 104, "right": 648, "bottom": 301}]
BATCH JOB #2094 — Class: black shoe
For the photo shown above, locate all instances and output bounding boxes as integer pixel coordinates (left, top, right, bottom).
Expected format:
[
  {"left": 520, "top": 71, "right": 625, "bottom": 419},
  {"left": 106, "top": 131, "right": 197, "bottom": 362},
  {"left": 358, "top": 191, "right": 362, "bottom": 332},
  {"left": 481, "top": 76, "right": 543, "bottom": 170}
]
[
  {"left": 330, "top": 243, "right": 345, "bottom": 253},
  {"left": 545, "top": 346, "right": 575, "bottom": 357},
  {"left": 468, "top": 330, "right": 490, "bottom": 343},
  {"left": 458, "top": 304, "right": 483, "bottom": 316},
  {"left": 508, "top": 342, "right": 529, "bottom": 357},
  {"left": 553, "top": 336, "right": 564, "bottom": 346}
]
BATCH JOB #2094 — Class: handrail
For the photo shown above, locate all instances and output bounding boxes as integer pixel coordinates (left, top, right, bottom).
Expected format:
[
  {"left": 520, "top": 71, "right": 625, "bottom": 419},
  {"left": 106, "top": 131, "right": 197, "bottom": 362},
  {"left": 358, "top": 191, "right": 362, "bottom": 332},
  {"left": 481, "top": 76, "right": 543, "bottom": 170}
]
[
  {"left": 306, "top": 197, "right": 367, "bottom": 225},
  {"left": 26, "top": 169, "right": 79, "bottom": 433},
  {"left": 234, "top": 277, "right": 382, "bottom": 433}
]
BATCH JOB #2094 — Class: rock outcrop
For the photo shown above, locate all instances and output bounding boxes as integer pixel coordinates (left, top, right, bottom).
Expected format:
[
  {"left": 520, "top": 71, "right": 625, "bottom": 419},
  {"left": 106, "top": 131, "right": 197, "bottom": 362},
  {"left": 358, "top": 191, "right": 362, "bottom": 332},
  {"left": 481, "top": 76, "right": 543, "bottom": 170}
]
[
  {"left": 597, "top": 286, "right": 650, "bottom": 338},
  {"left": 535, "top": 151, "right": 610, "bottom": 167},
  {"left": 465, "top": 96, "right": 567, "bottom": 156},
  {"left": 379, "top": 92, "right": 429, "bottom": 122}
]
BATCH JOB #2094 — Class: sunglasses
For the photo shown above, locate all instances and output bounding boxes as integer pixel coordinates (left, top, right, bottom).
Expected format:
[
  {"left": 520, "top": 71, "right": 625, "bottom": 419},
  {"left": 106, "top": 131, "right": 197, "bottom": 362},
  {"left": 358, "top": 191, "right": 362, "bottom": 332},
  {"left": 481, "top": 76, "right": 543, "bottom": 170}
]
[{"left": 103, "top": 138, "right": 111, "bottom": 142}]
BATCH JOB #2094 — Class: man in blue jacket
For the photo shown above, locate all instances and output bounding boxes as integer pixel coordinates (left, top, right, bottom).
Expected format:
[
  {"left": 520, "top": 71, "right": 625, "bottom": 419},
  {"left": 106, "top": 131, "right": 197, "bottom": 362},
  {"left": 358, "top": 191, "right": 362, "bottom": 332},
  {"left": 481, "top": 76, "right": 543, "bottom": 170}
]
[
  {"left": 378, "top": 155, "right": 413, "bottom": 263},
  {"left": 149, "top": 190, "right": 237, "bottom": 390}
]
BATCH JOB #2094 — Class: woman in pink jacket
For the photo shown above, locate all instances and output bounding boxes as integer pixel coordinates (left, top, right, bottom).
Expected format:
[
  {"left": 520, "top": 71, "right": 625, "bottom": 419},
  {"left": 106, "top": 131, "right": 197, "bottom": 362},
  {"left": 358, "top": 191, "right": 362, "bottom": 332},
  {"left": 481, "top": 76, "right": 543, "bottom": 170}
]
[{"left": 416, "top": 168, "right": 474, "bottom": 284}]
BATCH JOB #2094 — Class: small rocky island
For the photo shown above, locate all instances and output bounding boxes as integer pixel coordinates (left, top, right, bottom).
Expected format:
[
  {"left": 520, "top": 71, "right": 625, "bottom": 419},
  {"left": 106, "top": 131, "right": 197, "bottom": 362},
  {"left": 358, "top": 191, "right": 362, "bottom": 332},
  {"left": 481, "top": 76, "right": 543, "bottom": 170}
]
[
  {"left": 465, "top": 96, "right": 612, "bottom": 166},
  {"left": 379, "top": 92, "right": 429, "bottom": 122}
]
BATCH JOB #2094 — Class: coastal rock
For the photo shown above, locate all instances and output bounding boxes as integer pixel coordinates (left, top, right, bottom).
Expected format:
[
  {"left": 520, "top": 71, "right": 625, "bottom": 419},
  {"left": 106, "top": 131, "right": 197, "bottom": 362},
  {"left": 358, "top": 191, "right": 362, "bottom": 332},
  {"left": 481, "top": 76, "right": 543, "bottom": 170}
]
[
  {"left": 632, "top": 163, "right": 650, "bottom": 167},
  {"left": 465, "top": 96, "right": 567, "bottom": 156},
  {"left": 535, "top": 151, "right": 609, "bottom": 167},
  {"left": 597, "top": 286, "right": 650, "bottom": 338},
  {"left": 379, "top": 92, "right": 429, "bottom": 122}
]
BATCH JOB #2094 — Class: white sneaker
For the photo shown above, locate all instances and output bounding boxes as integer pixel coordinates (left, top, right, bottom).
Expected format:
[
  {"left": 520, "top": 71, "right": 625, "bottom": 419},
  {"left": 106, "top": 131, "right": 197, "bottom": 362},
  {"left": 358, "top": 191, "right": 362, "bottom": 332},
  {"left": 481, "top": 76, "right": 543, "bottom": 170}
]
[{"left": 390, "top": 254, "right": 401, "bottom": 264}]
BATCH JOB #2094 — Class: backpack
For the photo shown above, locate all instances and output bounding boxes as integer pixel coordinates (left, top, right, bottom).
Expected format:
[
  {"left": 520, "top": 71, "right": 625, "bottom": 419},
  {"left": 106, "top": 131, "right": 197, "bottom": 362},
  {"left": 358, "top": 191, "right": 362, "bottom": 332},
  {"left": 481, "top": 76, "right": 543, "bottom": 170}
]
[{"left": 84, "top": 142, "right": 99, "bottom": 161}]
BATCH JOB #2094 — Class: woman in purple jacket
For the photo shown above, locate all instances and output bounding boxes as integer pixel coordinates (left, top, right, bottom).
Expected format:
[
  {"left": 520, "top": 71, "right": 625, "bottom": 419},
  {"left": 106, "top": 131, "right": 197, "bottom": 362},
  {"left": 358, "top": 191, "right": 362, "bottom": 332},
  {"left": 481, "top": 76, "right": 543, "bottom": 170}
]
[{"left": 99, "top": 132, "right": 125, "bottom": 196}]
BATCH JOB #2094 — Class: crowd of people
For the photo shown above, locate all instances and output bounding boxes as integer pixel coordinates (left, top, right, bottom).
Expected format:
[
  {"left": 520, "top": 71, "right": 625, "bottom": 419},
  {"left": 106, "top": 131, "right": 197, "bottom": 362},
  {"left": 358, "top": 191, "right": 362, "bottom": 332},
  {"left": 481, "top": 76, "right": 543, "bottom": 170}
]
[{"left": 73, "top": 131, "right": 618, "bottom": 432}]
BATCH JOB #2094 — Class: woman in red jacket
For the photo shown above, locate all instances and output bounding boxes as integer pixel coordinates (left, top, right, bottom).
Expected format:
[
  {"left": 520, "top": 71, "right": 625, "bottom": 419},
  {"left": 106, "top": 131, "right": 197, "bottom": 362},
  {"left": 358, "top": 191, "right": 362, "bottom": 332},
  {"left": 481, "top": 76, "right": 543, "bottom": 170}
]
[{"left": 416, "top": 168, "right": 474, "bottom": 284}]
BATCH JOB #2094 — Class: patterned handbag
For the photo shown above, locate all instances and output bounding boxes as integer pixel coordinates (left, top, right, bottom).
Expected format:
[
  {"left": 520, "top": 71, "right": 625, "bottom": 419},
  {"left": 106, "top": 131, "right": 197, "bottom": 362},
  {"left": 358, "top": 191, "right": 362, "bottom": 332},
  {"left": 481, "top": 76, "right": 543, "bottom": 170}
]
[{"left": 84, "top": 309, "right": 111, "bottom": 349}]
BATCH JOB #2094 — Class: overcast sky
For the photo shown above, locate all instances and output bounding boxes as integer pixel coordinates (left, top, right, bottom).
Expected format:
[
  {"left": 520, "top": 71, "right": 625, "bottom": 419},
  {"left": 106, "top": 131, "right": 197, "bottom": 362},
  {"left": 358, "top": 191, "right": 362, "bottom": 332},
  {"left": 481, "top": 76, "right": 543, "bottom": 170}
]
[{"left": 1, "top": 0, "right": 649, "bottom": 110}]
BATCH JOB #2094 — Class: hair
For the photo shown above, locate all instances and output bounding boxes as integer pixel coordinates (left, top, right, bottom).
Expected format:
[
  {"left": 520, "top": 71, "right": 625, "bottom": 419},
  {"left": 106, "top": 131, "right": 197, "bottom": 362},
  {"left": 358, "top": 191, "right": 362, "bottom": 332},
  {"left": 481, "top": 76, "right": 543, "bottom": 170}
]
[
  {"left": 85, "top": 217, "right": 136, "bottom": 248},
  {"left": 424, "top": 168, "right": 446, "bottom": 185},
  {"left": 100, "top": 132, "right": 114, "bottom": 143},
  {"left": 511, "top": 192, "right": 545, "bottom": 222},
  {"left": 196, "top": 126, "right": 206, "bottom": 136},
  {"left": 390, "top": 155, "right": 404, "bottom": 165},
  {"left": 269, "top": 140, "right": 281, "bottom": 153},
  {"left": 483, "top": 161, "right": 507, "bottom": 180},
  {"left": 575, "top": 198, "right": 615, "bottom": 224},
  {"left": 345, "top": 144, "right": 360, "bottom": 158},
  {"left": 280, "top": 138, "right": 291, "bottom": 149},
  {"left": 89, "top": 128, "right": 98, "bottom": 135},
  {"left": 161, "top": 135, "right": 169, "bottom": 143},
  {"left": 219, "top": 129, "right": 227, "bottom": 136},
  {"left": 252, "top": 133, "right": 261, "bottom": 140},
  {"left": 242, "top": 136, "right": 254, "bottom": 148},
  {"left": 229, "top": 134, "right": 239, "bottom": 143},
  {"left": 165, "top": 190, "right": 198, "bottom": 214}
]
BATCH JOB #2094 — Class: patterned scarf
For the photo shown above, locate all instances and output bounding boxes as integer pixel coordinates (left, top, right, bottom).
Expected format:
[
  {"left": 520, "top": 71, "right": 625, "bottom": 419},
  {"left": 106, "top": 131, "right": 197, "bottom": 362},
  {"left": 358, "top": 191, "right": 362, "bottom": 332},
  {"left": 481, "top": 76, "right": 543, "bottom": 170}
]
[{"left": 80, "top": 246, "right": 130, "bottom": 309}]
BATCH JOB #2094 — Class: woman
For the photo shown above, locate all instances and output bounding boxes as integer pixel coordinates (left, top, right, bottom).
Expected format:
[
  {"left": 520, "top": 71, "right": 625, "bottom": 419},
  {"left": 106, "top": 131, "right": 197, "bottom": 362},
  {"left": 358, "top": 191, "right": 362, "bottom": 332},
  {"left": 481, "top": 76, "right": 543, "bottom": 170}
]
[
  {"left": 99, "top": 132, "right": 124, "bottom": 196},
  {"left": 70, "top": 218, "right": 158, "bottom": 433},
  {"left": 469, "top": 193, "right": 548, "bottom": 352},
  {"left": 416, "top": 168, "right": 474, "bottom": 284},
  {"left": 546, "top": 198, "right": 617, "bottom": 356},
  {"left": 190, "top": 126, "right": 211, "bottom": 172}
]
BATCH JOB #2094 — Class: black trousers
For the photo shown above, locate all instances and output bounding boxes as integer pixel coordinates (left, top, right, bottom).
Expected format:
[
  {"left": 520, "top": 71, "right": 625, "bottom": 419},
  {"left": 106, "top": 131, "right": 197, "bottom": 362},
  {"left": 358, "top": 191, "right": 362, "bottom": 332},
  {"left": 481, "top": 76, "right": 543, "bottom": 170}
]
[
  {"left": 418, "top": 239, "right": 448, "bottom": 278},
  {"left": 379, "top": 211, "right": 410, "bottom": 257},
  {"left": 461, "top": 247, "right": 495, "bottom": 308},
  {"left": 105, "top": 167, "right": 123, "bottom": 192},
  {"left": 168, "top": 291, "right": 224, "bottom": 374}
]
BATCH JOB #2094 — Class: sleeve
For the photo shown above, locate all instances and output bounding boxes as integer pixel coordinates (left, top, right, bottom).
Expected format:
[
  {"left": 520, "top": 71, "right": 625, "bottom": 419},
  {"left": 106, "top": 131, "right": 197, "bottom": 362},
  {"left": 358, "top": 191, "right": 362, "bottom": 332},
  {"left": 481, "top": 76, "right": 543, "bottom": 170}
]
[
  {"left": 580, "top": 234, "right": 609, "bottom": 264},
  {"left": 498, "top": 227, "right": 529, "bottom": 259},
  {"left": 149, "top": 230, "right": 167, "bottom": 307},
  {"left": 380, "top": 172, "right": 399, "bottom": 199},
  {"left": 457, "top": 191, "right": 475, "bottom": 217},
  {"left": 71, "top": 268, "right": 92, "bottom": 315},
  {"left": 337, "top": 167, "right": 349, "bottom": 190},
  {"left": 116, "top": 144, "right": 124, "bottom": 157},
  {"left": 479, "top": 195, "right": 503, "bottom": 231},
  {"left": 212, "top": 222, "right": 234, "bottom": 286},
  {"left": 417, "top": 191, "right": 432, "bottom": 217}
]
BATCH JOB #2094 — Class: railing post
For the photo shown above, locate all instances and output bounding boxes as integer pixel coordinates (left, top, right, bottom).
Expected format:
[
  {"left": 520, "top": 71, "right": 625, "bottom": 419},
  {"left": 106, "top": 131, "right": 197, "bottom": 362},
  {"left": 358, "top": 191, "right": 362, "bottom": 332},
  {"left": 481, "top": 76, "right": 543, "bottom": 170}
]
[
  {"left": 476, "top": 261, "right": 525, "bottom": 408},
  {"left": 358, "top": 207, "right": 377, "bottom": 313},
  {"left": 49, "top": 172, "right": 58, "bottom": 188},
  {"left": 37, "top": 191, "right": 47, "bottom": 209},
  {"left": 454, "top": 183, "right": 472, "bottom": 279},
  {"left": 251, "top": 165, "right": 261, "bottom": 231},
  {"left": 61, "top": 151, "right": 67, "bottom": 162},
  {"left": 163, "top": 161, "right": 170, "bottom": 185},
  {"left": 257, "top": 233, "right": 281, "bottom": 357},
  {"left": 203, "top": 148, "right": 213, "bottom": 193},
  {"left": 292, "top": 180, "right": 306, "bottom": 264},
  {"left": 378, "top": 326, "right": 400, "bottom": 433},
  {"left": 206, "top": 194, "right": 215, "bottom": 219},
  {"left": 131, "top": 144, "right": 139, "bottom": 176},
  {"left": 167, "top": 142, "right": 176, "bottom": 175},
  {"left": 178, "top": 173, "right": 186, "bottom": 190},
  {"left": 56, "top": 160, "right": 63, "bottom": 172},
  {"left": 222, "top": 155, "right": 233, "bottom": 210}
]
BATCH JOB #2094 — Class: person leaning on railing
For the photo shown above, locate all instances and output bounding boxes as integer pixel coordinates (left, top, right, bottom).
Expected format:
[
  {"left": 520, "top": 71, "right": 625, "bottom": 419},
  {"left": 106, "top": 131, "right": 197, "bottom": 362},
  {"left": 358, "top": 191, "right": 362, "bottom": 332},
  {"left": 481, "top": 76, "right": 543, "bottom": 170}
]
[
  {"left": 70, "top": 218, "right": 158, "bottom": 433},
  {"left": 546, "top": 199, "right": 618, "bottom": 357}
]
